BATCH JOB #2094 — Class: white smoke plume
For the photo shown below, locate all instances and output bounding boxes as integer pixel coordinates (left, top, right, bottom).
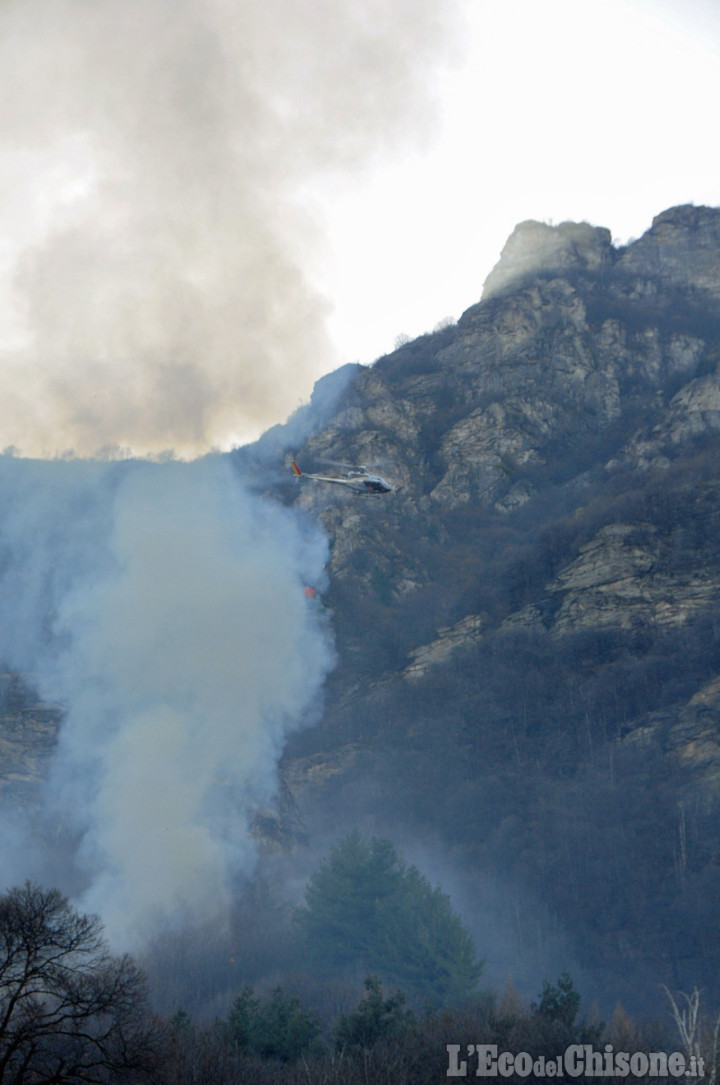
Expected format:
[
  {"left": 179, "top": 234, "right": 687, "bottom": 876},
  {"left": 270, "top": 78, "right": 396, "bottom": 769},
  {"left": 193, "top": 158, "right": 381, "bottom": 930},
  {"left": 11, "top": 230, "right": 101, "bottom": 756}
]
[
  {"left": 0, "top": 454, "right": 334, "bottom": 946},
  {"left": 0, "top": 0, "right": 458, "bottom": 458},
  {"left": 0, "top": 0, "right": 461, "bottom": 944}
]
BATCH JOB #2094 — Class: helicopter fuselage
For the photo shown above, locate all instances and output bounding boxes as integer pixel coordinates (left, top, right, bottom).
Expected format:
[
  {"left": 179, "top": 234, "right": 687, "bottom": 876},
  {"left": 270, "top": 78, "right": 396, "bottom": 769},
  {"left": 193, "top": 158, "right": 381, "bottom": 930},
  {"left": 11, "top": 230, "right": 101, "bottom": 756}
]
[
  {"left": 346, "top": 474, "right": 392, "bottom": 493},
  {"left": 291, "top": 460, "right": 392, "bottom": 494}
]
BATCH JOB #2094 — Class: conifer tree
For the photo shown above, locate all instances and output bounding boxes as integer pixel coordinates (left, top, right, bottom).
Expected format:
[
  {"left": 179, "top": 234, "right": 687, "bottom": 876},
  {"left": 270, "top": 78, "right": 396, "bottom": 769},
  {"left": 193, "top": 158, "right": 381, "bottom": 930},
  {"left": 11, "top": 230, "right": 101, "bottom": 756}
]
[{"left": 298, "top": 833, "right": 482, "bottom": 1007}]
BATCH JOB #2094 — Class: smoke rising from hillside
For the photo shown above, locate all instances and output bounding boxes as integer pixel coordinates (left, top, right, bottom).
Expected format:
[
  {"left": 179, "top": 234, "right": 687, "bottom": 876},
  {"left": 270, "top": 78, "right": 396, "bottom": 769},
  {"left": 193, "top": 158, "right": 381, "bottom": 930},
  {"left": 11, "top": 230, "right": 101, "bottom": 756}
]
[
  {"left": 0, "top": 455, "right": 334, "bottom": 946},
  {"left": 0, "top": 0, "right": 456, "bottom": 458}
]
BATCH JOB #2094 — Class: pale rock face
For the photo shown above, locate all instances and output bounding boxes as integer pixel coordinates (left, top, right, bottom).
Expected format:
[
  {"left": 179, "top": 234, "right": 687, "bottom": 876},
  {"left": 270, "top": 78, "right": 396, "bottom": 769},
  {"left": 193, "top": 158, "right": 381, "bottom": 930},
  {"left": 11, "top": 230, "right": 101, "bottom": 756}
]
[
  {"left": 501, "top": 523, "right": 720, "bottom": 636},
  {"left": 550, "top": 569, "right": 717, "bottom": 634},
  {"left": 619, "top": 205, "right": 720, "bottom": 299},
  {"left": 482, "top": 220, "right": 613, "bottom": 299},
  {"left": 552, "top": 524, "right": 657, "bottom": 593},
  {"left": 419, "top": 278, "right": 629, "bottom": 511},
  {"left": 618, "top": 366, "right": 720, "bottom": 468},
  {"left": 278, "top": 745, "right": 364, "bottom": 833},
  {"left": 430, "top": 398, "right": 551, "bottom": 507},
  {"left": 631, "top": 676, "right": 720, "bottom": 788},
  {"left": 403, "top": 614, "right": 483, "bottom": 680},
  {"left": 282, "top": 745, "right": 360, "bottom": 796},
  {"left": 494, "top": 478, "right": 536, "bottom": 512}
]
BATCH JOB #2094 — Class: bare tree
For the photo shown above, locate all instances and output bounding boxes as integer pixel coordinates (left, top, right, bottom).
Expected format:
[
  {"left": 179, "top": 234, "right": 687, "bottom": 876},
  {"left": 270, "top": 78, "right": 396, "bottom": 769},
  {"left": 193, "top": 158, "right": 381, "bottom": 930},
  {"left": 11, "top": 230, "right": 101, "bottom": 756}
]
[
  {"left": 0, "top": 882, "right": 160, "bottom": 1084},
  {"left": 662, "top": 985, "right": 702, "bottom": 1065},
  {"left": 662, "top": 985, "right": 720, "bottom": 1084}
]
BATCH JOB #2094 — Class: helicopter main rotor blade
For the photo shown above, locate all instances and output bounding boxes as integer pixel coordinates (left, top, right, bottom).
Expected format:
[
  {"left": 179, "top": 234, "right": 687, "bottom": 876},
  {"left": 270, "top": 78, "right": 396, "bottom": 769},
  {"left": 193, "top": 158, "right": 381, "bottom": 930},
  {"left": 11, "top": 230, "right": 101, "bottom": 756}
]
[
  {"left": 316, "top": 457, "right": 364, "bottom": 470},
  {"left": 317, "top": 457, "right": 390, "bottom": 471}
]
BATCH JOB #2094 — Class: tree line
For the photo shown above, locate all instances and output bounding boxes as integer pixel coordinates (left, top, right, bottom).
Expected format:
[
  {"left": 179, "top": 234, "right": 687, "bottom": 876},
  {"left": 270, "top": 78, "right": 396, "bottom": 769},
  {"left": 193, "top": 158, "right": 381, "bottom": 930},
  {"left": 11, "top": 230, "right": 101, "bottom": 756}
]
[{"left": 3, "top": 838, "right": 720, "bottom": 1083}]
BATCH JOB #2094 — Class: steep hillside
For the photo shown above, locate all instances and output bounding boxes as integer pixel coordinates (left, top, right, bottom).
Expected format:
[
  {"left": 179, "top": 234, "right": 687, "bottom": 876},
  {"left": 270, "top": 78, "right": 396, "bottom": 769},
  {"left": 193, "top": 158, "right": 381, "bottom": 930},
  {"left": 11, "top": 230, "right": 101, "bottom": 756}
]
[
  {"left": 3, "top": 204, "right": 720, "bottom": 1016},
  {"left": 273, "top": 205, "right": 720, "bottom": 1011}
]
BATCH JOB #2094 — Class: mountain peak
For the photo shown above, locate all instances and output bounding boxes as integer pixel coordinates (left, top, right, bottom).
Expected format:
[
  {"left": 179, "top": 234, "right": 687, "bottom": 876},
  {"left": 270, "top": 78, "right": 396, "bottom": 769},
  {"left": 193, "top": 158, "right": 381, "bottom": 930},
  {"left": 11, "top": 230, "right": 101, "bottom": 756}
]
[
  {"left": 620, "top": 203, "right": 720, "bottom": 297},
  {"left": 650, "top": 203, "right": 720, "bottom": 230},
  {"left": 482, "top": 204, "right": 720, "bottom": 303},
  {"left": 482, "top": 218, "right": 613, "bottom": 299}
]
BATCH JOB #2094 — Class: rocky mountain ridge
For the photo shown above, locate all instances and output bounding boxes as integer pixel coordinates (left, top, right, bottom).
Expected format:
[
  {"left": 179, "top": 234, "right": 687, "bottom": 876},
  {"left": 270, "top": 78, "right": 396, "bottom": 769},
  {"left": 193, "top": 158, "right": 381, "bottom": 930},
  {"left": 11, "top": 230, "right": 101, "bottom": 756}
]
[{"left": 273, "top": 204, "right": 720, "bottom": 1010}]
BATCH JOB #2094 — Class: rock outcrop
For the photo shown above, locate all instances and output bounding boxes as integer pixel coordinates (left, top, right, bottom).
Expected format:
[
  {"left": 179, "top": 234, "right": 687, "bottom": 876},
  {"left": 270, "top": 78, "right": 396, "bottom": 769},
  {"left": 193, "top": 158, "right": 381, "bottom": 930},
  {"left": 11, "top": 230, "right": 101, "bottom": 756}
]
[
  {"left": 503, "top": 521, "right": 720, "bottom": 635},
  {"left": 482, "top": 219, "right": 613, "bottom": 299},
  {"left": 619, "top": 204, "right": 720, "bottom": 299}
]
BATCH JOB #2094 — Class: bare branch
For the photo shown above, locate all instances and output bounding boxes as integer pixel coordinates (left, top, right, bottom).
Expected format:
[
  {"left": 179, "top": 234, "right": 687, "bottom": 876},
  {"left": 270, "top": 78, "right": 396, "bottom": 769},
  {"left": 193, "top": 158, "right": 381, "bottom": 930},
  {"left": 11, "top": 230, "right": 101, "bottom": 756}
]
[{"left": 0, "top": 883, "right": 160, "bottom": 1085}]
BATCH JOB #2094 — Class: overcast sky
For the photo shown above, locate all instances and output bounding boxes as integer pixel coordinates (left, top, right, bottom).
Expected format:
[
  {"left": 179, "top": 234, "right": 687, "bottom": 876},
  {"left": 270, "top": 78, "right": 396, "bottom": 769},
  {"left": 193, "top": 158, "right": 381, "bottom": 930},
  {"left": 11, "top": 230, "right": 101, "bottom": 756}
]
[
  {"left": 0, "top": 0, "right": 718, "bottom": 457},
  {"left": 318, "top": 0, "right": 720, "bottom": 366}
]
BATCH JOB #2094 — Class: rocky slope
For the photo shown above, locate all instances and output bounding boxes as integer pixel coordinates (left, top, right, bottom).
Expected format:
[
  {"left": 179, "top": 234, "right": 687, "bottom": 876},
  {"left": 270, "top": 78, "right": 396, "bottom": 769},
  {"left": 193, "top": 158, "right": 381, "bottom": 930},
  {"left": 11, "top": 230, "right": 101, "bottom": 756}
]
[{"left": 271, "top": 204, "right": 720, "bottom": 1011}]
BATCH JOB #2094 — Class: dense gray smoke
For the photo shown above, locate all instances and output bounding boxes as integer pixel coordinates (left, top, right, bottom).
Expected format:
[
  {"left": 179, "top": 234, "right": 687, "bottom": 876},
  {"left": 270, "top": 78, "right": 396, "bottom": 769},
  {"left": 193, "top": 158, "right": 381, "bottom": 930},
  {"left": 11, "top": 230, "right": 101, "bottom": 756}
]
[
  {"left": 0, "top": 0, "right": 457, "bottom": 457},
  {"left": 0, "top": 0, "right": 461, "bottom": 950},
  {"left": 0, "top": 454, "right": 334, "bottom": 946}
]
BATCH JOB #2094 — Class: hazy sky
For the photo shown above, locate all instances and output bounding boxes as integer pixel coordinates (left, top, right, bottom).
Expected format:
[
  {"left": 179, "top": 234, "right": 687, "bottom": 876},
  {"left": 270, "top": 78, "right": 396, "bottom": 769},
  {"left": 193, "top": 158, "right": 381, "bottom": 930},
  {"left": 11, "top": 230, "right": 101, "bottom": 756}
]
[
  {"left": 321, "top": 0, "right": 720, "bottom": 364},
  {"left": 0, "top": 0, "right": 718, "bottom": 456}
]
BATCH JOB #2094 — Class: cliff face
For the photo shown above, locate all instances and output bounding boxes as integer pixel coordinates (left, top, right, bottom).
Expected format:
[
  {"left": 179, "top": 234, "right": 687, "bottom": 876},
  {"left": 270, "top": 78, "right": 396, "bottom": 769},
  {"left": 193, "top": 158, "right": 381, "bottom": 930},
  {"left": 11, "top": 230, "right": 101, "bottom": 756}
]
[
  {"left": 620, "top": 204, "right": 720, "bottom": 299},
  {"left": 288, "top": 207, "right": 720, "bottom": 622},
  {"left": 279, "top": 204, "right": 720, "bottom": 1009}
]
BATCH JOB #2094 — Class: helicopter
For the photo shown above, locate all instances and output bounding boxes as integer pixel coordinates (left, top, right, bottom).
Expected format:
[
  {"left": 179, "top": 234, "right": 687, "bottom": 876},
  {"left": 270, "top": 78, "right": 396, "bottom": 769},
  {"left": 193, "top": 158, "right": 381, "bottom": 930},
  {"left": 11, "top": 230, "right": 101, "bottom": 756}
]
[{"left": 290, "top": 458, "right": 393, "bottom": 494}]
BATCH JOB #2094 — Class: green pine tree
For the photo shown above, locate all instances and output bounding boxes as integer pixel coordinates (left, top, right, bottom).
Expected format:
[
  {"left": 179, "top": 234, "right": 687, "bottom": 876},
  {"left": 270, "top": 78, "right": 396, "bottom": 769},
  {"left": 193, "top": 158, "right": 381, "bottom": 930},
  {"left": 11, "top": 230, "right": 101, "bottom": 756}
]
[
  {"left": 298, "top": 832, "right": 483, "bottom": 1007},
  {"left": 334, "top": 975, "right": 414, "bottom": 1050},
  {"left": 222, "top": 985, "right": 320, "bottom": 1063}
]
